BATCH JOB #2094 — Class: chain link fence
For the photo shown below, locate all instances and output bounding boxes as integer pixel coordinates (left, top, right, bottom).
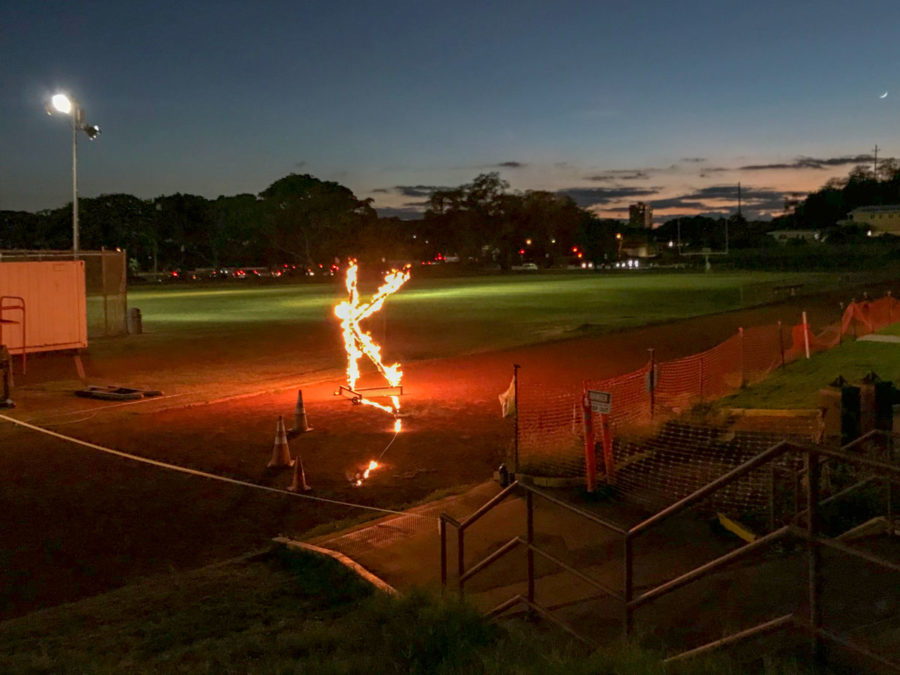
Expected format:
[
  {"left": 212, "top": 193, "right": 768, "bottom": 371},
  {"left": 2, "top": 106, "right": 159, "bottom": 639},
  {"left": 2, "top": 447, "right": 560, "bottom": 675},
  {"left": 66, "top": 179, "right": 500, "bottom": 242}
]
[{"left": 0, "top": 249, "right": 127, "bottom": 338}]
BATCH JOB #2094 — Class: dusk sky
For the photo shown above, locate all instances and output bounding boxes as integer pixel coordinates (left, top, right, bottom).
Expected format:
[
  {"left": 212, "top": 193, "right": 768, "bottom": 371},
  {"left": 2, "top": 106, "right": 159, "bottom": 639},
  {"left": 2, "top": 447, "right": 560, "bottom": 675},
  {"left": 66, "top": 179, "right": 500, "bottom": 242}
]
[{"left": 2, "top": 0, "right": 898, "bottom": 224}]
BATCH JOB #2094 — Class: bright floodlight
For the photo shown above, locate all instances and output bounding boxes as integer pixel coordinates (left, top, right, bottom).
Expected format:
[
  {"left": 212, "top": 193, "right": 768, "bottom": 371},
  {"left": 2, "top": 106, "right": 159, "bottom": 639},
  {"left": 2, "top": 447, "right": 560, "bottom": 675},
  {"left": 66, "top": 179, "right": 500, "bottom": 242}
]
[{"left": 51, "top": 93, "right": 72, "bottom": 114}]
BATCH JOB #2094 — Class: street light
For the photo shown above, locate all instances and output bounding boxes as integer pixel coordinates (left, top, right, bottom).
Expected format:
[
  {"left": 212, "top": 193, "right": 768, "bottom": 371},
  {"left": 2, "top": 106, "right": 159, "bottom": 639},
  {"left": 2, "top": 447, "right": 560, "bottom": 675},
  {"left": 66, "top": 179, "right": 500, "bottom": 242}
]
[{"left": 46, "top": 92, "right": 101, "bottom": 255}]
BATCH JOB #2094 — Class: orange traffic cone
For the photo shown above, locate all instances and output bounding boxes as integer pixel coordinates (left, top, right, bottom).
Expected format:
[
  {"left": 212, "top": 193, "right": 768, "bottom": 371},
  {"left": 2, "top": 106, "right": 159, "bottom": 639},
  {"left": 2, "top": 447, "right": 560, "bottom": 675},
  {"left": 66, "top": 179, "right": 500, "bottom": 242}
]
[
  {"left": 268, "top": 416, "right": 294, "bottom": 469},
  {"left": 290, "top": 389, "right": 312, "bottom": 434},
  {"left": 288, "top": 454, "right": 312, "bottom": 492}
]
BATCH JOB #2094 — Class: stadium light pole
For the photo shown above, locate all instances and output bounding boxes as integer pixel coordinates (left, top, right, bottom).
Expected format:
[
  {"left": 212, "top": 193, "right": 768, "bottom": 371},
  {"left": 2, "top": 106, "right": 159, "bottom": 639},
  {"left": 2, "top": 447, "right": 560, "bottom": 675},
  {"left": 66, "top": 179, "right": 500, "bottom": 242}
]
[{"left": 46, "top": 93, "right": 101, "bottom": 255}]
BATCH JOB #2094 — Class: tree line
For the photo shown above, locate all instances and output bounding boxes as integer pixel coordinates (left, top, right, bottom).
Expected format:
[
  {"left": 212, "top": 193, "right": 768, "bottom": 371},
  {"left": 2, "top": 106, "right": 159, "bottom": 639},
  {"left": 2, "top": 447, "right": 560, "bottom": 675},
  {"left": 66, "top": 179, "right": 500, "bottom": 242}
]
[
  {"left": 3, "top": 163, "right": 899, "bottom": 274},
  {"left": 0, "top": 172, "right": 620, "bottom": 273}
]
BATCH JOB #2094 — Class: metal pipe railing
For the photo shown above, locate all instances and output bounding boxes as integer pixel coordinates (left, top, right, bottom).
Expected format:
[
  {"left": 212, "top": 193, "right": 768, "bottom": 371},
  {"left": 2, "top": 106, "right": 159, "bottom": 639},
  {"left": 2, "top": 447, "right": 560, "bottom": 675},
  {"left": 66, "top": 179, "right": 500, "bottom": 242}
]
[
  {"left": 443, "top": 438, "right": 900, "bottom": 670},
  {"left": 630, "top": 526, "right": 791, "bottom": 611}
]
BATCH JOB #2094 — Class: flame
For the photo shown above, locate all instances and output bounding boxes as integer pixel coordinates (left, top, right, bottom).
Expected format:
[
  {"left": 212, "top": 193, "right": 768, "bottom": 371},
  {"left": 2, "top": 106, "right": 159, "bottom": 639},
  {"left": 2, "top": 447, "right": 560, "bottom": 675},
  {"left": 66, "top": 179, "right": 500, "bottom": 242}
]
[
  {"left": 334, "top": 260, "right": 410, "bottom": 417},
  {"left": 354, "top": 460, "right": 380, "bottom": 487},
  {"left": 336, "top": 261, "right": 410, "bottom": 487}
]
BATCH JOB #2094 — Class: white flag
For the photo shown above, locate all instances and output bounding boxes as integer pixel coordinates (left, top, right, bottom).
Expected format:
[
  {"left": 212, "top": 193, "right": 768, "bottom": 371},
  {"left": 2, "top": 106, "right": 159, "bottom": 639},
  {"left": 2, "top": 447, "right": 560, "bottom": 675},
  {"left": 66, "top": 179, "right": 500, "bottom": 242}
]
[{"left": 498, "top": 377, "right": 516, "bottom": 418}]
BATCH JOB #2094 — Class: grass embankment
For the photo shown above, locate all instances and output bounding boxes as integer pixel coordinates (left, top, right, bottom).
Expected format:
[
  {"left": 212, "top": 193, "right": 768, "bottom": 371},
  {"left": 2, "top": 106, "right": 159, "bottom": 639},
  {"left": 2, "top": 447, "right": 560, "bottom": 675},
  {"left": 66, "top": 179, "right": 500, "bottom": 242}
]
[
  {"left": 724, "top": 326, "right": 900, "bottom": 410},
  {"left": 0, "top": 548, "right": 815, "bottom": 674}
]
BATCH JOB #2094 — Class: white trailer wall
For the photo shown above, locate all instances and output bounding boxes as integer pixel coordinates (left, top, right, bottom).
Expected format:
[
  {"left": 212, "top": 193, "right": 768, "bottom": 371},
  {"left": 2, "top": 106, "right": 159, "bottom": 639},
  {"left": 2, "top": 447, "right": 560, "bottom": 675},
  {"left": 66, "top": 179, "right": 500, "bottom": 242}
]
[{"left": 0, "top": 261, "right": 87, "bottom": 354}]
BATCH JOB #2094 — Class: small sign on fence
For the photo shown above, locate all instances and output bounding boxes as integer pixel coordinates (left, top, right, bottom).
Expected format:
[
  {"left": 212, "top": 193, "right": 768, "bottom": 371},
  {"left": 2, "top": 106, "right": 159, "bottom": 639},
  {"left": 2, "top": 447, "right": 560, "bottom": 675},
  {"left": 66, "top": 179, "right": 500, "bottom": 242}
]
[{"left": 586, "top": 389, "right": 611, "bottom": 414}]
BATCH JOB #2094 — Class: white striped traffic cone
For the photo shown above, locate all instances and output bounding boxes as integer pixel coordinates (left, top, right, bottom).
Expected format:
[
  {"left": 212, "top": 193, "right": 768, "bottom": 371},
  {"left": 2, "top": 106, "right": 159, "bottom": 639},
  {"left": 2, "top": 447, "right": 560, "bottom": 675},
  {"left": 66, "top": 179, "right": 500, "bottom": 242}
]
[
  {"left": 290, "top": 389, "right": 312, "bottom": 434},
  {"left": 268, "top": 416, "right": 295, "bottom": 469},
  {"left": 288, "top": 454, "right": 311, "bottom": 492}
]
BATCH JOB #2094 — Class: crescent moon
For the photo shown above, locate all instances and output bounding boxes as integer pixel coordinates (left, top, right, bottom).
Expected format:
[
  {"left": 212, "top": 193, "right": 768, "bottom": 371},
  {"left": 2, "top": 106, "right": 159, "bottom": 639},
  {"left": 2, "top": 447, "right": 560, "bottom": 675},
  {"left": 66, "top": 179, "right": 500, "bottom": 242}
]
[{"left": 880, "top": 91, "right": 889, "bottom": 99}]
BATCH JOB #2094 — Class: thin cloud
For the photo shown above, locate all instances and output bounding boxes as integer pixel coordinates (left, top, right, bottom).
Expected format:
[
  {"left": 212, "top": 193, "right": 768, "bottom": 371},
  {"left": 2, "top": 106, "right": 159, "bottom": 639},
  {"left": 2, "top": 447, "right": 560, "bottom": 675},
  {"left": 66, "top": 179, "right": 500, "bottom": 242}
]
[
  {"left": 494, "top": 161, "right": 526, "bottom": 169},
  {"left": 375, "top": 206, "right": 426, "bottom": 220},
  {"left": 557, "top": 186, "right": 661, "bottom": 207},
  {"left": 680, "top": 157, "right": 706, "bottom": 163},
  {"left": 739, "top": 155, "right": 874, "bottom": 171},
  {"left": 381, "top": 185, "right": 453, "bottom": 198},
  {"left": 586, "top": 170, "right": 649, "bottom": 182}
]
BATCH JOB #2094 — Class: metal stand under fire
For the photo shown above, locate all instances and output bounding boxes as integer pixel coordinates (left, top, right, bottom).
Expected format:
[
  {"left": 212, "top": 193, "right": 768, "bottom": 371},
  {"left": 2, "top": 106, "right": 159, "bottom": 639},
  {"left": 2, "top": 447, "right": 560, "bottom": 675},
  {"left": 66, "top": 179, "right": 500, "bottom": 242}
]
[{"left": 335, "top": 384, "right": 403, "bottom": 407}]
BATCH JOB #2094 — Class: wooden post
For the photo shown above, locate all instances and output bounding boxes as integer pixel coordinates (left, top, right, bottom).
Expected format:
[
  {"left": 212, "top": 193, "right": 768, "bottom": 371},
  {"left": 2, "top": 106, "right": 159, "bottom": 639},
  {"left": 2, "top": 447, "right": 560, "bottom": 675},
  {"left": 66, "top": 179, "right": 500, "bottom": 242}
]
[
  {"left": 582, "top": 392, "right": 597, "bottom": 493},
  {"left": 802, "top": 311, "right": 811, "bottom": 359}
]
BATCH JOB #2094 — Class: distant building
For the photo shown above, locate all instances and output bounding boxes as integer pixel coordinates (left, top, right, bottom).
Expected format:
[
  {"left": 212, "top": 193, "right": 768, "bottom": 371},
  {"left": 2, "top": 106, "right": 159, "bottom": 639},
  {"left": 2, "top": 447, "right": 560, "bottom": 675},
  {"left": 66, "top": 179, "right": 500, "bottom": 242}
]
[
  {"left": 767, "top": 230, "right": 823, "bottom": 244},
  {"left": 628, "top": 202, "right": 653, "bottom": 229},
  {"left": 847, "top": 205, "right": 900, "bottom": 235}
]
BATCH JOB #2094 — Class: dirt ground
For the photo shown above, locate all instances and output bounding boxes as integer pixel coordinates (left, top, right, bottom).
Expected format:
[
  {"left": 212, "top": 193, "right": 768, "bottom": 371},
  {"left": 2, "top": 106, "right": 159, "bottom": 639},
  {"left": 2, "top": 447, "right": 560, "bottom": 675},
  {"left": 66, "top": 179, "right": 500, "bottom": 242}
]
[{"left": 0, "top": 287, "right": 883, "bottom": 620}]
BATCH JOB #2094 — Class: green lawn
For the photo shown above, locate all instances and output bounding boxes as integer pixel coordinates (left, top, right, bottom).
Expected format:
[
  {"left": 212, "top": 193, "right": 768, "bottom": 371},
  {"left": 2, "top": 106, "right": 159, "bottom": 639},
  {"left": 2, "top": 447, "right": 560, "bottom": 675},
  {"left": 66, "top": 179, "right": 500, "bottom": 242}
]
[
  {"left": 126, "top": 270, "right": 834, "bottom": 360},
  {"left": 723, "top": 334, "right": 900, "bottom": 410}
]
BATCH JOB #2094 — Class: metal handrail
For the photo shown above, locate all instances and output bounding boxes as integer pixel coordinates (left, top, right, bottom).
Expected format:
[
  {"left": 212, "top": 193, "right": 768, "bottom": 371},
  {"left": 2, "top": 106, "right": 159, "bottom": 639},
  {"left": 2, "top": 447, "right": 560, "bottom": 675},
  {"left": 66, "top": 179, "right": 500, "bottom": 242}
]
[
  {"left": 525, "top": 483, "right": 627, "bottom": 535},
  {"left": 441, "top": 439, "right": 900, "bottom": 670},
  {"left": 460, "top": 537, "right": 521, "bottom": 586},
  {"left": 530, "top": 542, "right": 623, "bottom": 601},
  {"left": 488, "top": 594, "right": 599, "bottom": 647},
  {"left": 662, "top": 614, "right": 797, "bottom": 665},
  {"left": 630, "top": 526, "right": 791, "bottom": 610},
  {"left": 459, "top": 481, "right": 519, "bottom": 531},
  {"left": 812, "top": 625, "right": 900, "bottom": 673},
  {"left": 0, "top": 295, "right": 26, "bottom": 373},
  {"left": 628, "top": 440, "right": 802, "bottom": 537}
]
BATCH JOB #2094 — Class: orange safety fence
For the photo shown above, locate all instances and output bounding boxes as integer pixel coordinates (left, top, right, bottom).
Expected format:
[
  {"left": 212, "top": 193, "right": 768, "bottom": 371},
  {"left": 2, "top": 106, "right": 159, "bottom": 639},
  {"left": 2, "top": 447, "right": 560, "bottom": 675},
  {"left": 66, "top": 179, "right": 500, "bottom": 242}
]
[{"left": 516, "top": 294, "right": 900, "bottom": 479}]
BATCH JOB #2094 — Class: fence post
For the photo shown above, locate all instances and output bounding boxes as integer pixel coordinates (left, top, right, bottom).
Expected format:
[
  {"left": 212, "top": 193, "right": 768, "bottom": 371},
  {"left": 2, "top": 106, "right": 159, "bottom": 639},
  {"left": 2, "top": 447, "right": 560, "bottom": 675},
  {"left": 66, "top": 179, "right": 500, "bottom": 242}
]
[
  {"left": 802, "top": 311, "right": 811, "bottom": 359},
  {"left": 526, "top": 490, "right": 535, "bottom": 609},
  {"left": 623, "top": 532, "right": 633, "bottom": 637},
  {"left": 738, "top": 327, "right": 745, "bottom": 388},
  {"left": 778, "top": 320, "right": 785, "bottom": 368},
  {"left": 100, "top": 248, "right": 109, "bottom": 335},
  {"left": 698, "top": 357, "right": 704, "bottom": 402},
  {"left": 513, "top": 364, "right": 520, "bottom": 473},
  {"left": 582, "top": 391, "right": 596, "bottom": 493},
  {"left": 648, "top": 348, "right": 656, "bottom": 419},
  {"left": 806, "top": 451, "right": 822, "bottom": 663}
]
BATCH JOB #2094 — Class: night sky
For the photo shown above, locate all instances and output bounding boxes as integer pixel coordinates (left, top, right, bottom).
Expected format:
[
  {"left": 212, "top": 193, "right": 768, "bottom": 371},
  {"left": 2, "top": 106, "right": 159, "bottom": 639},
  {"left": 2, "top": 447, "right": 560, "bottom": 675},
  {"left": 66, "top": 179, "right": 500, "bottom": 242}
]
[{"left": 3, "top": 0, "right": 898, "bottom": 223}]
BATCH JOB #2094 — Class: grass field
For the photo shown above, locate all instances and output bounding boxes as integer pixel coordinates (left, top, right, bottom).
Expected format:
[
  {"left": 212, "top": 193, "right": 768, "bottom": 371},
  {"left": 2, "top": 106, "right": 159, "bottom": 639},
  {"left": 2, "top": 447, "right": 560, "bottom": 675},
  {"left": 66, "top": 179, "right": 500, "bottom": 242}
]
[
  {"left": 122, "top": 270, "right": 835, "bottom": 375},
  {"left": 723, "top": 327, "right": 900, "bottom": 409}
]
